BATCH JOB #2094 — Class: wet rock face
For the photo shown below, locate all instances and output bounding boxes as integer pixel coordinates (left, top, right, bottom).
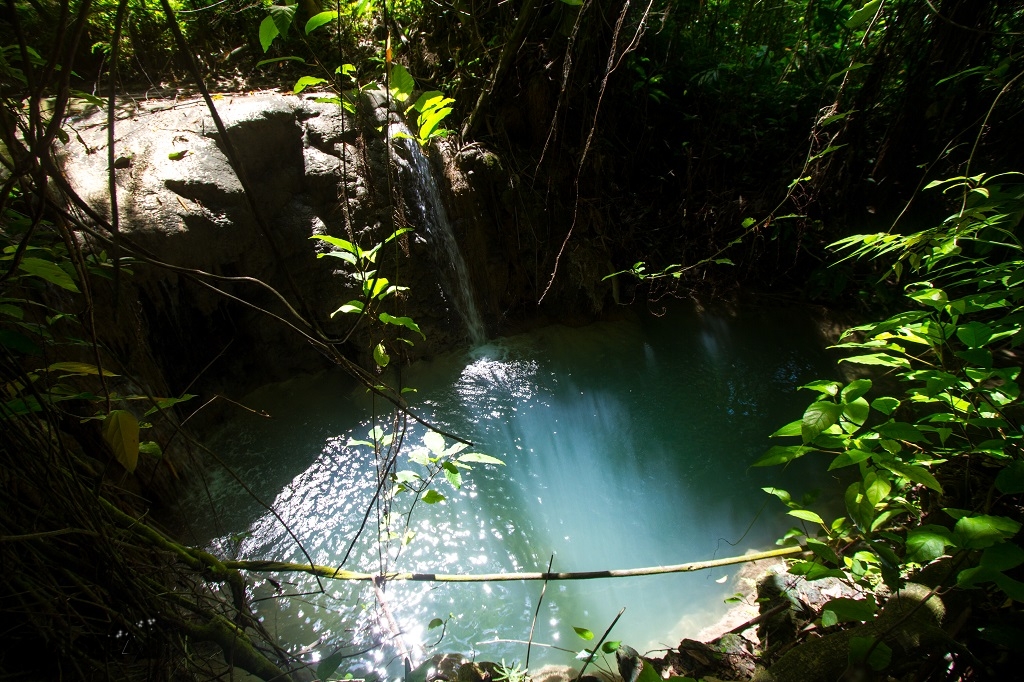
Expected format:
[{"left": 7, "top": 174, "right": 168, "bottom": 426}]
[{"left": 57, "top": 92, "right": 486, "bottom": 397}]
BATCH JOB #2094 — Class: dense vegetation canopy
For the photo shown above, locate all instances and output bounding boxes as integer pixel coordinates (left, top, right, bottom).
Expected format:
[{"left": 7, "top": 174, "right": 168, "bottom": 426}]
[{"left": 2, "top": 0, "right": 1024, "bottom": 680}]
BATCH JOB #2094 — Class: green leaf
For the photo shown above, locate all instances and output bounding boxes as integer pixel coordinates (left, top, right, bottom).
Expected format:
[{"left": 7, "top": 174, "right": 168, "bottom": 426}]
[
  {"left": 771, "top": 420, "right": 803, "bottom": 437},
  {"left": 442, "top": 462, "right": 462, "bottom": 489},
  {"left": 458, "top": 452, "right": 505, "bottom": 466},
  {"left": 803, "top": 401, "right": 843, "bottom": 443},
  {"left": 427, "top": 617, "right": 444, "bottom": 630},
  {"left": 143, "top": 393, "right": 196, "bottom": 417},
  {"left": 0, "top": 303, "right": 24, "bottom": 319},
  {"left": 828, "top": 449, "right": 874, "bottom": 470},
  {"left": 259, "top": 16, "right": 279, "bottom": 52},
  {"left": 422, "top": 489, "right": 445, "bottom": 504},
  {"left": 908, "top": 287, "right": 948, "bottom": 310},
  {"left": 394, "top": 470, "right": 420, "bottom": 485},
  {"left": 788, "top": 561, "right": 846, "bottom": 580},
  {"left": 848, "top": 636, "right": 891, "bottom": 671},
  {"left": 954, "top": 515, "right": 1022, "bottom": 549},
  {"left": 294, "top": 76, "right": 327, "bottom": 94},
  {"left": 864, "top": 471, "right": 891, "bottom": 505},
  {"left": 419, "top": 109, "right": 453, "bottom": 141},
  {"left": 601, "top": 641, "right": 621, "bottom": 653},
  {"left": 138, "top": 441, "right": 162, "bottom": 457},
  {"left": 994, "top": 573, "right": 1024, "bottom": 602},
  {"left": 573, "top": 626, "right": 595, "bottom": 641},
  {"left": 18, "top": 257, "right": 79, "bottom": 292},
  {"left": 255, "top": 56, "right": 306, "bottom": 68},
  {"left": 423, "top": 431, "right": 446, "bottom": 455},
  {"left": 102, "top": 410, "right": 139, "bottom": 473},
  {"left": 906, "top": 525, "right": 953, "bottom": 563},
  {"left": 389, "top": 64, "right": 415, "bottom": 103},
  {"left": 842, "top": 379, "right": 873, "bottom": 403},
  {"left": 957, "top": 321, "right": 993, "bottom": 348},
  {"left": 840, "top": 353, "right": 910, "bottom": 369},
  {"left": 878, "top": 460, "right": 942, "bottom": 493},
  {"left": 980, "top": 542, "right": 1024, "bottom": 572},
  {"left": 331, "top": 300, "right": 364, "bottom": 317},
  {"left": 846, "top": 481, "right": 876, "bottom": 531},
  {"left": 788, "top": 509, "right": 824, "bottom": 525},
  {"left": 373, "top": 342, "right": 389, "bottom": 368},
  {"left": 875, "top": 421, "right": 926, "bottom": 442},
  {"left": 379, "top": 312, "right": 426, "bottom": 339},
  {"left": 805, "top": 538, "right": 840, "bottom": 565},
  {"left": 753, "top": 445, "right": 815, "bottom": 467},
  {"left": 822, "top": 597, "right": 875, "bottom": 624},
  {"left": 317, "top": 648, "right": 347, "bottom": 681},
  {"left": 168, "top": 150, "right": 188, "bottom": 160},
  {"left": 267, "top": 3, "right": 297, "bottom": 37},
  {"left": 47, "top": 361, "right": 118, "bottom": 377},
  {"left": 305, "top": 10, "right": 338, "bottom": 34},
  {"left": 871, "top": 396, "right": 900, "bottom": 415},
  {"left": 842, "top": 398, "right": 870, "bottom": 428},
  {"left": 762, "top": 487, "right": 793, "bottom": 507},
  {"left": 996, "top": 460, "right": 1024, "bottom": 494},
  {"left": 801, "top": 380, "right": 842, "bottom": 396},
  {"left": 310, "top": 234, "right": 358, "bottom": 253}
]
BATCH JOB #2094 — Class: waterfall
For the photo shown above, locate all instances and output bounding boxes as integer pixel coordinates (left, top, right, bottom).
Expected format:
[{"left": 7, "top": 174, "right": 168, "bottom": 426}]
[{"left": 389, "top": 122, "right": 486, "bottom": 345}]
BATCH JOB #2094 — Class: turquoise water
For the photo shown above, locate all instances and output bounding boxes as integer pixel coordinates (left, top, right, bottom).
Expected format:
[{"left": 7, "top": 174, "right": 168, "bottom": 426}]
[{"left": 179, "top": 302, "right": 837, "bottom": 678}]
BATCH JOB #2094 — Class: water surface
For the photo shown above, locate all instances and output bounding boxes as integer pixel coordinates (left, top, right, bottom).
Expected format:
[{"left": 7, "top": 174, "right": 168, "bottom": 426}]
[{"left": 180, "top": 301, "right": 836, "bottom": 677}]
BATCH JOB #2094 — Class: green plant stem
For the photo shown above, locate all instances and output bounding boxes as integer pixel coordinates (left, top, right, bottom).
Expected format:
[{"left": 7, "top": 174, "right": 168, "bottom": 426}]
[{"left": 224, "top": 545, "right": 806, "bottom": 583}]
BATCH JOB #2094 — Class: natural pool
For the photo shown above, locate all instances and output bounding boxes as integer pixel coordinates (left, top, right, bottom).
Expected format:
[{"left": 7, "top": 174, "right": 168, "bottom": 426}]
[{"left": 178, "top": 301, "right": 839, "bottom": 677}]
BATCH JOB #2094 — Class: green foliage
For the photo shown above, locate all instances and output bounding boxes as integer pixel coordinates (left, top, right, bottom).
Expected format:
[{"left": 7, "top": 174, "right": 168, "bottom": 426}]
[
  {"left": 311, "top": 227, "right": 424, "bottom": 368},
  {"left": 758, "top": 171, "right": 1024, "bottom": 670}
]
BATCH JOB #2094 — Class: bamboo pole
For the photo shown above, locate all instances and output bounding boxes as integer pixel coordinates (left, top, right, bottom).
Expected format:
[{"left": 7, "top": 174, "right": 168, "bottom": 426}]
[{"left": 223, "top": 545, "right": 805, "bottom": 583}]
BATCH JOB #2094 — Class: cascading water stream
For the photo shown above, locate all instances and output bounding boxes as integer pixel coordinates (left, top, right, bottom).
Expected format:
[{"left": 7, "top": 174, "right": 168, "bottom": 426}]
[{"left": 389, "top": 122, "right": 487, "bottom": 345}]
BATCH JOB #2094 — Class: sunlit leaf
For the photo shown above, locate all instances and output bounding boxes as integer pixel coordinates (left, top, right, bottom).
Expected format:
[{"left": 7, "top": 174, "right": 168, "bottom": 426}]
[
  {"left": 803, "top": 401, "right": 843, "bottom": 443},
  {"left": 878, "top": 460, "right": 942, "bottom": 493},
  {"left": 953, "top": 514, "right": 1021, "bottom": 549},
  {"left": 840, "top": 353, "right": 910, "bottom": 369},
  {"left": 828, "top": 449, "right": 874, "bottom": 470},
  {"left": 573, "top": 626, "right": 595, "bottom": 640},
  {"left": 424, "top": 431, "right": 446, "bottom": 455},
  {"left": 294, "top": 76, "right": 327, "bottom": 94},
  {"left": 906, "top": 525, "right": 953, "bottom": 563},
  {"left": 373, "top": 343, "right": 389, "bottom": 368},
  {"left": 422, "top": 489, "right": 445, "bottom": 504},
  {"left": 389, "top": 64, "right": 415, "bottom": 102},
  {"left": 458, "top": 452, "right": 505, "bottom": 466},
  {"left": 258, "top": 16, "right": 279, "bottom": 52},
  {"left": 788, "top": 509, "right": 825, "bottom": 525},
  {"left": 305, "top": 10, "right": 339, "bottom": 34},
  {"left": 379, "top": 312, "right": 425, "bottom": 339},
  {"left": 442, "top": 462, "right": 462, "bottom": 489},
  {"left": 331, "top": 300, "right": 364, "bottom": 317},
  {"left": 771, "top": 419, "right": 802, "bottom": 437}
]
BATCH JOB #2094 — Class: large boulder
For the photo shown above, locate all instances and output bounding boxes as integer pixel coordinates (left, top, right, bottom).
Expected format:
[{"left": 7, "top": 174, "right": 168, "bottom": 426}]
[{"left": 56, "top": 91, "right": 481, "bottom": 401}]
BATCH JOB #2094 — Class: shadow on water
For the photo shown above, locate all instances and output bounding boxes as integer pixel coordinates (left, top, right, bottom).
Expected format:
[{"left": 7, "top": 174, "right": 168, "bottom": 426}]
[{"left": 177, "top": 300, "right": 841, "bottom": 676}]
